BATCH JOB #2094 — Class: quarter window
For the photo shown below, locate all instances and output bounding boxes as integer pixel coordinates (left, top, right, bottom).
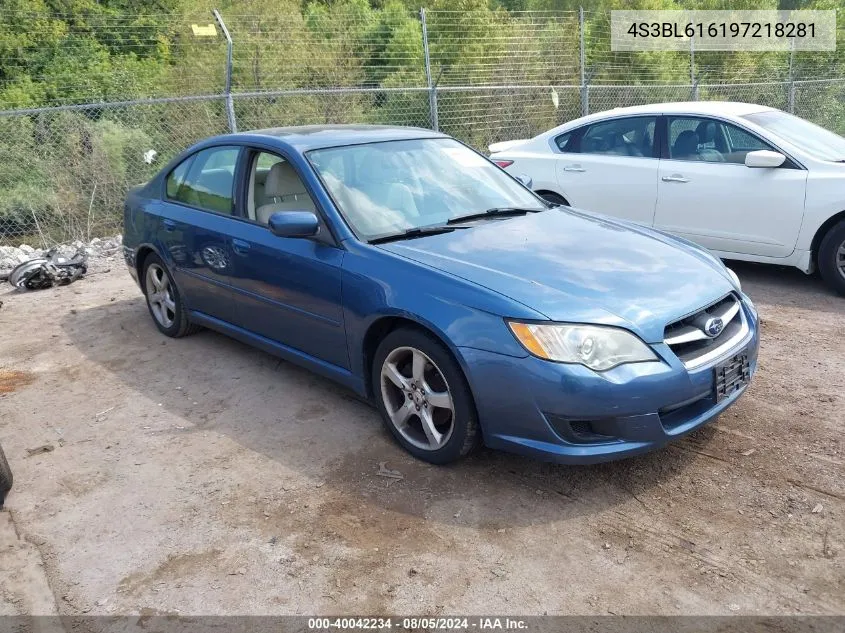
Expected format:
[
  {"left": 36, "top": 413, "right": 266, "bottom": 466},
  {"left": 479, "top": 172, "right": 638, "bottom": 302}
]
[
  {"left": 668, "top": 117, "right": 774, "bottom": 164},
  {"left": 579, "top": 117, "right": 657, "bottom": 157},
  {"left": 166, "top": 146, "right": 240, "bottom": 214},
  {"left": 554, "top": 131, "right": 573, "bottom": 152}
]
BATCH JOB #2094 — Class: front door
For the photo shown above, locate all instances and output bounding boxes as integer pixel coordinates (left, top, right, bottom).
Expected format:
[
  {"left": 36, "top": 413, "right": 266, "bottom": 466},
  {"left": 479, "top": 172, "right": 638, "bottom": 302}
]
[
  {"left": 654, "top": 116, "right": 808, "bottom": 258},
  {"left": 226, "top": 149, "right": 349, "bottom": 370}
]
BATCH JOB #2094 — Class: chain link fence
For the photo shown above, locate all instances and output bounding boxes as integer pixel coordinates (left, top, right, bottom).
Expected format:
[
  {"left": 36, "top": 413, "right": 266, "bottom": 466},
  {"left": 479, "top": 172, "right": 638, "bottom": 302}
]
[{"left": 2, "top": 7, "right": 845, "bottom": 246}]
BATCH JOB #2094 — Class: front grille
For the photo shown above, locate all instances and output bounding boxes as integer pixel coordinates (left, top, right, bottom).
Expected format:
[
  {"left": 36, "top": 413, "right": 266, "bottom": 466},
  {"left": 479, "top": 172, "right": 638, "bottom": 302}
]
[{"left": 663, "top": 294, "right": 749, "bottom": 370}]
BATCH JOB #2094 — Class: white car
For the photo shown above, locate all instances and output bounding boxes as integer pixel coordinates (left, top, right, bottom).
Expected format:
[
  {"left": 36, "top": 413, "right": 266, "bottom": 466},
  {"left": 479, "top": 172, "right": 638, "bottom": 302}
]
[{"left": 489, "top": 102, "right": 845, "bottom": 295}]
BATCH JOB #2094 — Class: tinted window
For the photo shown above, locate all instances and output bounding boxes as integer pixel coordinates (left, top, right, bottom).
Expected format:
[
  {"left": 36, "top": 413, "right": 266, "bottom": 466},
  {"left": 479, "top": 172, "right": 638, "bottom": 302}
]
[
  {"left": 167, "top": 146, "right": 239, "bottom": 214},
  {"left": 668, "top": 117, "right": 773, "bottom": 164},
  {"left": 554, "top": 131, "right": 573, "bottom": 152},
  {"left": 579, "top": 117, "right": 656, "bottom": 157}
]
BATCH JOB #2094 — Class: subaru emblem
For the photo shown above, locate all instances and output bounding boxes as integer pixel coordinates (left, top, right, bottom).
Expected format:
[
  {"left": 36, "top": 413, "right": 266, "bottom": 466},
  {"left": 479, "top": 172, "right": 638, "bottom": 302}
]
[{"left": 704, "top": 317, "right": 724, "bottom": 338}]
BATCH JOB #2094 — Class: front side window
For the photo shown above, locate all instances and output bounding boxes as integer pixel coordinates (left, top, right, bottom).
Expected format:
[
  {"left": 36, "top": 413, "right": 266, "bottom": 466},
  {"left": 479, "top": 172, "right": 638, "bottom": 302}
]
[
  {"left": 744, "top": 109, "right": 845, "bottom": 162},
  {"left": 579, "top": 117, "right": 656, "bottom": 157},
  {"left": 308, "top": 138, "right": 545, "bottom": 241},
  {"left": 247, "top": 151, "right": 317, "bottom": 225},
  {"left": 166, "top": 146, "right": 239, "bottom": 214},
  {"left": 668, "top": 117, "right": 773, "bottom": 164}
]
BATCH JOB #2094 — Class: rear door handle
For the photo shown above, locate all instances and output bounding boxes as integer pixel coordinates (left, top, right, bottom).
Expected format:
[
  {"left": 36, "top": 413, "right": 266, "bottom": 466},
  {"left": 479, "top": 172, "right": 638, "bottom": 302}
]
[
  {"left": 563, "top": 165, "right": 586, "bottom": 172},
  {"left": 162, "top": 219, "right": 177, "bottom": 232},
  {"left": 231, "top": 238, "right": 251, "bottom": 256},
  {"left": 662, "top": 174, "right": 689, "bottom": 183}
]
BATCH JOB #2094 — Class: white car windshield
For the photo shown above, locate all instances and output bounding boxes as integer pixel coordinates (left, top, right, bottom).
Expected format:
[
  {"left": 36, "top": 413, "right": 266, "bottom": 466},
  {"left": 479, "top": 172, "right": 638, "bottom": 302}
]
[
  {"left": 743, "top": 110, "right": 845, "bottom": 162},
  {"left": 307, "top": 138, "right": 545, "bottom": 241}
]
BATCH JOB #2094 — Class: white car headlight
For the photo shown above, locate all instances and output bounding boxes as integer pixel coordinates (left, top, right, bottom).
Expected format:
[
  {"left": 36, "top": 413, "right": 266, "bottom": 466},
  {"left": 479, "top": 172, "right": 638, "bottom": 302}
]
[
  {"left": 726, "top": 267, "right": 741, "bottom": 291},
  {"left": 508, "top": 322, "right": 657, "bottom": 371}
]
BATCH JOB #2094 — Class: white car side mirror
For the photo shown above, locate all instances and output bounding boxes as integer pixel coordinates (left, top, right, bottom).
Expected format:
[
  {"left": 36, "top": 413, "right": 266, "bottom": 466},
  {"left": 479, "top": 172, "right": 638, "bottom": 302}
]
[{"left": 745, "top": 150, "right": 786, "bottom": 168}]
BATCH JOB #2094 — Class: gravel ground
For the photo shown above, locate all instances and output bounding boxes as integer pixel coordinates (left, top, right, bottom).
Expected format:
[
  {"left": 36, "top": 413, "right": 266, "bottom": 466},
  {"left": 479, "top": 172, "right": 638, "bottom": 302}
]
[{"left": 0, "top": 260, "right": 842, "bottom": 616}]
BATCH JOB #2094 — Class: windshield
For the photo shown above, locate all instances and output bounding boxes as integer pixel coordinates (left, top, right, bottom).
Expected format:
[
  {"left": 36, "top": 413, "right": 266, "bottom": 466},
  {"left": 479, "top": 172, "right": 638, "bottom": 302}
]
[
  {"left": 307, "top": 138, "right": 545, "bottom": 241},
  {"left": 743, "top": 110, "right": 845, "bottom": 162}
]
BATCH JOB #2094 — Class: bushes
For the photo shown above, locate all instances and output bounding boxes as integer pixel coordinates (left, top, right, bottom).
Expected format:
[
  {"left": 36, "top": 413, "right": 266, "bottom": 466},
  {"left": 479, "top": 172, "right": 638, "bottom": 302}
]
[{"left": 0, "top": 111, "right": 158, "bottom": 243}]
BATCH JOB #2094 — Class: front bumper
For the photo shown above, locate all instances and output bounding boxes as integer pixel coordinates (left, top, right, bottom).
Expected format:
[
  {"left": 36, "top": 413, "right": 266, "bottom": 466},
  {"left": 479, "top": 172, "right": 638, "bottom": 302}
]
[{"left": 461, "top": 301, "right": 760, "bottom": 464}]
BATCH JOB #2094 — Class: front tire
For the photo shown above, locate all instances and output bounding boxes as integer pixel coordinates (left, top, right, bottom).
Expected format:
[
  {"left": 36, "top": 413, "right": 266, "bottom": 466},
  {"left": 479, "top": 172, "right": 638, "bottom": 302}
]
[
  {"left": 141, "top": 253, "right": 200, "bottom": 337},
  {"left": 818, "top": 220, "right": 845, "bottom": 296},
  {"left": 372, "top": 328, "right": 479, "bottom": 464}
]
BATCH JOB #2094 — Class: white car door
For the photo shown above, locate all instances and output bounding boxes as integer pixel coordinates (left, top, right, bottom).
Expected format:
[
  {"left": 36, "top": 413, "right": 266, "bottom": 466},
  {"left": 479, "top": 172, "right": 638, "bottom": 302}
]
[
  {"left": 554, "top": 116, "right": 659, "bottom": 226},
  {"left": 654, "top": 116, "right": 807, "bottom": 258}
]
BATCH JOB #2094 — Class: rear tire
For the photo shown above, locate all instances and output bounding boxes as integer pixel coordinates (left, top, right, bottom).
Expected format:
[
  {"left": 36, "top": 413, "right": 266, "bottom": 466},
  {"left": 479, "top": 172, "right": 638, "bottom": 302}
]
[
  {"left": 141, "top": 253, "right": 200, "bottom": 337},
  {"left": 0, "top": 443, "right": 12, "bottom": 508},
  {"left": 817, "top": 220, "right": 845, "bottom": 296},
  {"left": 538, "top": 192, "right": 568, "bottom": 206},
  {"left": 372, "top": 328, "right": 479, "bottom": 464}
]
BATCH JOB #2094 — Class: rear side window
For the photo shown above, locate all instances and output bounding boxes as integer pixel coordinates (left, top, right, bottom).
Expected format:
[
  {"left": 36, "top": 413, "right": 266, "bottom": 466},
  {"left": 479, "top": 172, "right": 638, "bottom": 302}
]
[
  {"left": 166, "top": 158, "right": 192, "bottom": 199},
  {"left": 166, "top": 146, "right": 240, "bottom": 214},
  {"left": 579, "top": 117, "right": 657, "bottom": 157}
]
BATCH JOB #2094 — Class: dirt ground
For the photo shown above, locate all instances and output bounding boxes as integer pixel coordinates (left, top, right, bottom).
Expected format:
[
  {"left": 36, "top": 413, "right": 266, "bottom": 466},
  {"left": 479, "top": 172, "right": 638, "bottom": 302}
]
[{"left": 0, "top": 260, "right": 842, "bottom": 617}]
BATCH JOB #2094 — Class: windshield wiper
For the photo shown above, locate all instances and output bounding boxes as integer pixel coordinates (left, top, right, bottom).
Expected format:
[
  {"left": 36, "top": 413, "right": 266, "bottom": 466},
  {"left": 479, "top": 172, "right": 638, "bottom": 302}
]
[
  {"left": 446, "top": 206, "right": 545, "bottom": 225},
  {"left": 368, "top": 225, "right": 466, "bottom": 245}
]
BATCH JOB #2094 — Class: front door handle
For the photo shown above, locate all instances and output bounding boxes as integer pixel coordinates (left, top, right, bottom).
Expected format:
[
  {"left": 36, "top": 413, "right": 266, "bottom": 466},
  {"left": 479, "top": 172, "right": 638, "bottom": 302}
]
[
  {"left": 231, "top": 238, "right": 251, "bottom": 256},
  {"left": 563, "top": 165, "right": 586, "bottom": 172},
  {"left": 662, "top": 174, "right": 689, "bottom": 183},
  {"left": 162, "top": 219, "right": 177, "bottom": 232}
]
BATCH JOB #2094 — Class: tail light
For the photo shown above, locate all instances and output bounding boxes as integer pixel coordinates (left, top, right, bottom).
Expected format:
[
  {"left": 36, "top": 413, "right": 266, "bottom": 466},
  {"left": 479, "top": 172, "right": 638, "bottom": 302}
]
[{"left": 493, "top": 160, "right": 513, "bottom": 168}]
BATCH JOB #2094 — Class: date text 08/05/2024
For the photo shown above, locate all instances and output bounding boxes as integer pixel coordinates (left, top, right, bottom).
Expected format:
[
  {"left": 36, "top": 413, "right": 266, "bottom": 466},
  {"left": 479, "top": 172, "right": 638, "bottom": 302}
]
[{"left": 307, "top": 617, "right": 528, "bottom": 630}]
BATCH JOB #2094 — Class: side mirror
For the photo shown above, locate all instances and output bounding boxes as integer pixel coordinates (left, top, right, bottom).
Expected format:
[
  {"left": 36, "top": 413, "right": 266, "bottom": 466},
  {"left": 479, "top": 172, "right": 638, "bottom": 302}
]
[
  {"left": 268, "top": 211, "right": 320, "bottom": 238},
  {"left": 514, "top": 173, "right": 533, "bottom": 189},
  {"left": 745, "top": 150, "right": 786, "bottom": 168}
]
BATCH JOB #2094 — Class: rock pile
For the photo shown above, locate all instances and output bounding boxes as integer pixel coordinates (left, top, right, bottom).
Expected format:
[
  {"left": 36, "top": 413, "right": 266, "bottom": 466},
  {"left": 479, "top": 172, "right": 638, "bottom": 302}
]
[{"left": 0, "top": 235, "right": 122, "bottom": 280}]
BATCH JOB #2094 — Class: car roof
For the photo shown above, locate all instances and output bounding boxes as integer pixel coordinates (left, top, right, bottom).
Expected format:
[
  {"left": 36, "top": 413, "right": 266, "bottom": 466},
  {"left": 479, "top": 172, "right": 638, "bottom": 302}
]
[
  {"left": 602, "top": 101, "right": 775, "bottom": 117},
  {"left": 526, "top": 101, "right": 778, "bottom": 144},
  {"left": 232, "top": 124, "right": 448, "bottom": 152}
]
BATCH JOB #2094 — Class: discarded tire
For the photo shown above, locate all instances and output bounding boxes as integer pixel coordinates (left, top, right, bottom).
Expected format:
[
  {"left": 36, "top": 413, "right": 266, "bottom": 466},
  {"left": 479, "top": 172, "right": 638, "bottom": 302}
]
[{"left": 0, "top": 443, "right": 12, "bottom": 508}]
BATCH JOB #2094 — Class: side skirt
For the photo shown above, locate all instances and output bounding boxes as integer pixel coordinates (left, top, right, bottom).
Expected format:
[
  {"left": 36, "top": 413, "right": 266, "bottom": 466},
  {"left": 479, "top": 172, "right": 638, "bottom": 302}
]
[{"left": 188, "top": 311, "right": 368, "bottom": 398}]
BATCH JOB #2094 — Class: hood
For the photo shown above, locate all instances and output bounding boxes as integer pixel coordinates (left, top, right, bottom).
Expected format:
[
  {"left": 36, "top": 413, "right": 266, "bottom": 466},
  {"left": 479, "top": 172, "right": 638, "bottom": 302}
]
[{"left": 377, "top": 209, "right": 734, "bottom": 343}]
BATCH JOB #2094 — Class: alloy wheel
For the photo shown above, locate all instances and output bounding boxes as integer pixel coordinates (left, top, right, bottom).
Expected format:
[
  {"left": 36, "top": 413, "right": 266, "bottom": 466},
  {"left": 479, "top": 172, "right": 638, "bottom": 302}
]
[
  {"left": 837, "top": 241, "right": 845, "bottom": 281},
  {"left": 380, "top": 346, "right": 455, "bottom": 451},
  {"left": 145, "top": 263, "right": 176, "bottom": 329}
]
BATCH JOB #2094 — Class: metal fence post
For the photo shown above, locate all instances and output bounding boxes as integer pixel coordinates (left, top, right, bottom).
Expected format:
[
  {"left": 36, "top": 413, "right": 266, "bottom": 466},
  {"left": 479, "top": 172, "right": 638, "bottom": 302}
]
[
  {"left": 579, "top": 7, "right": 589, "bottom": 116},
  {"left": 213, "top": 9, "right": 237, "bottom": 133},
  {"left": 788, "top": 41, "right": 796, "bottom": 113},
  {"left": 690, "top": 35, "right": 699, "bottom": 100},
  {"left": 420, "top": 9, "right": 439, "bottom": 132}
]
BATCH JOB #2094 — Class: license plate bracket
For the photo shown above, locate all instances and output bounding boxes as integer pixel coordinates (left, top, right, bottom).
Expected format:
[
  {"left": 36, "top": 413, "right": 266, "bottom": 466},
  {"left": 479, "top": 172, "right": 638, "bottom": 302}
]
[{"left": 714, "top": 352, "right": 750, "bottom": 403}]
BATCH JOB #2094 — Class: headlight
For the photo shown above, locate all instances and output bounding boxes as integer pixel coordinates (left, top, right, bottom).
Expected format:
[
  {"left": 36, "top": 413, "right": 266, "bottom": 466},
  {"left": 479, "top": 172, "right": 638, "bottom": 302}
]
[
  {"left": 726, "top": 267, "right": 741, "bottom": 291},
  {"left": 508, "top": 322, "right": 657, "bottom": 371}
]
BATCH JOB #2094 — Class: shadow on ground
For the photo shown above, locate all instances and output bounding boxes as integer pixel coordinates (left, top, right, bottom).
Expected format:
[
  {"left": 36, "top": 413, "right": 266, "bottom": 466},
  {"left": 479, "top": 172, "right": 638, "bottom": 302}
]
[
  {"left": 62, "top": 296, "right": 707, "bottom": 529},
  {"left": 727, "top": 260, "right": 842, "bottom": 312}
]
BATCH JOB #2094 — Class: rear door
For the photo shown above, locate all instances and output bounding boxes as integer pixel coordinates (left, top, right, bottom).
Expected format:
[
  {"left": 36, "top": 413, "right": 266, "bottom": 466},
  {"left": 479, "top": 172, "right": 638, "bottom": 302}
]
[
  {"left": 157, "top": 145, "right": 242, "bottom": 323},
  {"left": 224, "top": 148, "right": 348, "bottom": 369},
  {"left": 654, "top": 116, "right": 807, "bottom": 257},
  {"left": 554, "top": 115, "right": 660, "bottom": 225}
]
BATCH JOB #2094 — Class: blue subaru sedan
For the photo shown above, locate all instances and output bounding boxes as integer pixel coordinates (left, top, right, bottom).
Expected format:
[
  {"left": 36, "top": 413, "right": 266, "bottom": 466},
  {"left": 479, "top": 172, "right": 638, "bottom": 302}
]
[{"left": 123, "top": 125, "right": 759, "bottom": 465}]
